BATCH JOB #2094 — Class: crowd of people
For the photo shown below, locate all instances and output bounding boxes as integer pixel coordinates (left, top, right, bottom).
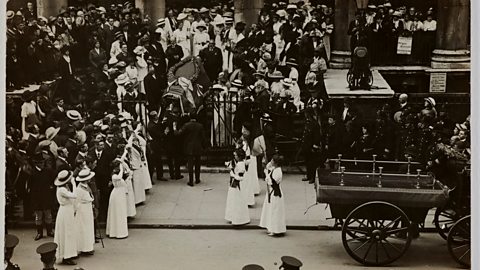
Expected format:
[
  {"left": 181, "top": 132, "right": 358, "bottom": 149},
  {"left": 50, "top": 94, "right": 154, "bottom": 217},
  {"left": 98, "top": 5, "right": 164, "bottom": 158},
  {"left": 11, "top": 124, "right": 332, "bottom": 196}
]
[{"left": 3, "top": 0, "right": 469, "bottom": 267}]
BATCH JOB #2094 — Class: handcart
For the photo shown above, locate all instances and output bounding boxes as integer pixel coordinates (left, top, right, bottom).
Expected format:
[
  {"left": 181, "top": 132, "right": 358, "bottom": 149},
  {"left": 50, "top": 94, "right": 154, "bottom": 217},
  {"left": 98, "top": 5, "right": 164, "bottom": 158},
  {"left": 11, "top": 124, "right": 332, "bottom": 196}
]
[{"left": 316, "top": 155, "right": 450, "bottom": 266}]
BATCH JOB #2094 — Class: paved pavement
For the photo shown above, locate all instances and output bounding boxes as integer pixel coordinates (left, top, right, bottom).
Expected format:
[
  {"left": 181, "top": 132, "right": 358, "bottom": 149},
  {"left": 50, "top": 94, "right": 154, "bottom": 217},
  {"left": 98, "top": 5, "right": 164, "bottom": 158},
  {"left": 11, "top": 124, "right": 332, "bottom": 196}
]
[
  {"left": 129, "top": 172, "right": 333, "bottom": 228},
  {"left": 9, "top": 228, "right": 459, "bottom": 270}
]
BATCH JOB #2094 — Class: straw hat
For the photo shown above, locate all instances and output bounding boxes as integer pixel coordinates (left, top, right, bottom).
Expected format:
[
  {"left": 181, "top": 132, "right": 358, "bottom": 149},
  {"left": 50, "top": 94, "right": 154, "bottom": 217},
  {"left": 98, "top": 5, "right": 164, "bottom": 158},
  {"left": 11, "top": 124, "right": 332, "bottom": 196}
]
[
  {"left": 424, "top": 97, "right": 436, "bottom": 107},
  {"left": 66, "top": 110, "right": 82, "bottom": 121},
  {"left": 282, "top": 78, "right": 293, "bottom": 88},
  {"left": 45, "top": 127, "right": 60, "bottom": 141},
  {"left": 268, "top": 71, "right": 284, "bottom": 79},
  {"left": 177, "top": 13, "right": 188, "bottom": 21},
  {"left": 133, "top": 46, "right": 146, "bottom": 55},
  {"left": 231, "top": 79, "right": 244, "bottom": 88},
  {"left": 76, "top": 169, "right": 95, "bottom": 182},
  {"left": 54, "top": 170, "right": 73, "bottom": 186},
  {"left": 115, "top": 73, "right": 129, "bottom": 85}
]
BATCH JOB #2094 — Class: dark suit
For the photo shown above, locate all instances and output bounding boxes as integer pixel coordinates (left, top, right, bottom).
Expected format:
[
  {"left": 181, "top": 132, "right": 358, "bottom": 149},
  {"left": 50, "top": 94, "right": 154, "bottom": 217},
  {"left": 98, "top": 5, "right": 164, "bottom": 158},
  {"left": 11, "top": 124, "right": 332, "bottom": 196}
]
[
  {"left": 199, "top": 46, "right": 223, "bottom": 82},
  {"left": 58, "top": 56, "right": 74, "bottom": 79},
  {"left": 302, "top": 119, "right": 322, "bottom": 182},
  {"left": 144, "top": 73, "right": 164, "bottom": 112},
  {"left": 87, "top": 148, "right": 113, "bottom": 220},
  {"left": 165, "top": 44, "right": 184, "bottom": 69},
  {"left": 176, "top": 119, "right": 207, "bottom": 184},
  {"left": 89, "top": 48, "right": 108, "bottom": 69},
  {"left": 47, "top": 106, "right": 66, "bottom": 127},
  {"left": 26, "top": 134, "right": 40, "bottom": 157},
  {"left": 147, "top": 120, "right": 165, "bottom": 179},
  {"left": 55, "top": 157, "right": 72, "bottom": 174}
]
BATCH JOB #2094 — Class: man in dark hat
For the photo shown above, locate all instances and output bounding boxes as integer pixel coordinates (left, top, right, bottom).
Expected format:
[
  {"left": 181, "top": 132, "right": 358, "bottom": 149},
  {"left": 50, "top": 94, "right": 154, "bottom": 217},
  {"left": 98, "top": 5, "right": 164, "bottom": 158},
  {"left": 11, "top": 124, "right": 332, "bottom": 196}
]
[
  {"left": 36, "top": 242, "right": 57, "bottom": 270},
  {"left": 147, "top": 111, "right": 167, "bottom": 181},
  {"left": 199, "top": 37, "right": 223, "bottom": 82},
  {"left": 5, "top": 234, "right": 20, "bottom": 270},
  {"left": 175, "top": 112, "right": 208, "bottom": 186},
  {"left": 144, "top": 64, "right": 165, "bottom": 112},
  {"left": 165, "top": 38, "right": 184, "bottom": 69}
]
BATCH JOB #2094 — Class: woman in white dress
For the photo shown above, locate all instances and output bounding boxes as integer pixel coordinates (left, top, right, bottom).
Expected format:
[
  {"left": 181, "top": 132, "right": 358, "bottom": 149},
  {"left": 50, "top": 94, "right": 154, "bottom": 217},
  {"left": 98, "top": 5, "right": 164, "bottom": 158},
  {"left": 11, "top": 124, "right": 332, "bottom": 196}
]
[
  {"left": 225, "top": 148, "right": 250, "bottom": 225},
  {"left": 113, "top": 144, "right": 136, "bottom": 218},
  {"left": 135, "top": 128, "right": 153, "bottom": 191},
  {"left": 53, "top": 170, "right": 78, "bottom": 265},
  {"left": 129, "top": 134, "right": 149, "bottom": 204},
  {"left": 74, "top": 168, "right": 95, "bottom": 255},
  {"left": 172, "top": 20, "right": 191, "bottom": 59},
  {"left": 242, "top": 125, "right": 261, "bottom": 196},
  {"left": 259, "top": 154, "right": 286, "bottom": 236},
  {"left": 241, "top": 136, "right": 256, "bottom": 207},
  {"left": 106, "top": 160, "right": 129, "bottom": 239}
]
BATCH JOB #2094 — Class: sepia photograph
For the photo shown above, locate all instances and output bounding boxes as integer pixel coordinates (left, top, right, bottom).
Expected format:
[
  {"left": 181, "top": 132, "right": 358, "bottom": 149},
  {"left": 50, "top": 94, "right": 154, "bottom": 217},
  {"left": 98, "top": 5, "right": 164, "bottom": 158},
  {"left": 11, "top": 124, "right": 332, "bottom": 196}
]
[{"left": 2, "top": 0, "right": 474, "bottom": 269}]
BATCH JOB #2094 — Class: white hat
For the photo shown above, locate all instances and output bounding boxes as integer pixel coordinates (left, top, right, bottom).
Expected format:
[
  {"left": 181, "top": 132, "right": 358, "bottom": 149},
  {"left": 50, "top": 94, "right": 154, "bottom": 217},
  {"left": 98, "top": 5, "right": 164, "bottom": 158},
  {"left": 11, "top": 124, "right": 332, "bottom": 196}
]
[
  {"left": 97, "top": 6, "right": 107, "bottom": 14},
  {"left": 54, "top": 170, "right": 73, "bottom": 186},
  {"left": 177, "top": 13, "right": 188, "bottom": 21},
  {"left": 384, "top": 2, "right": 392, "bottom": 7},
  {"left": 155, "top": 27, "right": 163, "bottom": 34},
  {"left": 199, "top": 7, "right": 209, "bottom": 13},
  {"left": 38, "top": 16, "right": 48, "bottom": 23},
  {"left": 424, "top": 97, "right": 436, "bottom": 107},
  {"left": 231, "top": 79, "right": 244, "bottom": 88},
  {"left": 133, "top": 46, "right": 146, "bottom": 55},
  {"left": 6, "top": 10, "right": 14, "bottom": 19},
  {"left": 287, "top": 4, "right": 297, "bottom": 10},
  {"left": 45, "top": 127, "right": 60, "bottom": 141},
  {"left": 115, "top": 73, "right": 129, "bottom": 85},
  {"left": 157, "top": 18, "right": 165, "bottom": 25},
  {"left": 66, "top": 110, "right": 82, "bottom": 121},
  {"left": 76, "top": 169, "right": 95, "bottom": 182},
  {"left": 196, "top": 21, "right": 207, "bottom": 29},
  {"left": 108, "top": 57, "right": 119, "bottom": 65},
  {"left": 77, "top": 10, "right": 85, "bottom": 16},
  {"left": 393, "top": 11, "right": 402, "bottom": 17},
  {"left": 282, "top": 78, "right": 293, "bottom": 88}
]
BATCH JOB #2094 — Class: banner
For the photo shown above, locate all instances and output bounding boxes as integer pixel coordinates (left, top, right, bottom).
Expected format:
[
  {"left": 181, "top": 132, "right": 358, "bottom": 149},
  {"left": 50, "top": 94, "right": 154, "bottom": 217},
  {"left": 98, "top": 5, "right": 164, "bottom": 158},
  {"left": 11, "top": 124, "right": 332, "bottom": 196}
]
[{"left": 397, "top": 36, "right": 413, "bottom": 55}]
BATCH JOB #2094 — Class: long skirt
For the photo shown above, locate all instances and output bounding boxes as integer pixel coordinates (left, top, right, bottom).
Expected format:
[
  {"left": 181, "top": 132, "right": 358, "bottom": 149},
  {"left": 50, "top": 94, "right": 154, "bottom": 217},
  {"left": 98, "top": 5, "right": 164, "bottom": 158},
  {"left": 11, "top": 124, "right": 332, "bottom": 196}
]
[
  {"left": 241, "top": 166, "right": 256, "bottom": 207},
  {"left": 74, "top": 203, "right": 95, "bottom": 252},
  {"left": 225, "top": 183, "right": 250, "bottom": 225},
  {"left": 54, "top": 204, "right": 77, "bottom": 260},
  {"left": 106, "top": 187, "right": 128, "bottom": 238},
  {"left": 247, "top": 157, "right": 261, "bottom": 195},
  {"left": 132, "top": 169, "right": 146, "bottom": 204},
  {"left": 259, "top": 190, "right": 286, "bottom": 234},
  {"left": 125, "top": 177, "right": 136, "bottom": 217},
  {"left": 140, "top": 164, "right": 152, "bottom": 190}
]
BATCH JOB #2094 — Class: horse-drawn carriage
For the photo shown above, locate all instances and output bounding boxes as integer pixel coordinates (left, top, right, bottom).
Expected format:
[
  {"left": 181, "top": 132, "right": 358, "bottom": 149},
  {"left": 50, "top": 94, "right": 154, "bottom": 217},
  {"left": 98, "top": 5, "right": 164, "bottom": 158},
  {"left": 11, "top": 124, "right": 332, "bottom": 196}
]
[{"left": 315, "top": 155, "right": 470, "bottom": 267}]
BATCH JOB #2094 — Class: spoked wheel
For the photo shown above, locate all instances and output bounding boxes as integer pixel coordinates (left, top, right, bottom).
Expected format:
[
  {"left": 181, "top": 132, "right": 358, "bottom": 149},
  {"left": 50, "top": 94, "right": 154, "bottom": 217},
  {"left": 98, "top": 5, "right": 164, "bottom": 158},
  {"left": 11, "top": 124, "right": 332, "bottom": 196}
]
[
  {"left": 434, "top": 204, "right": 459, "bottom": 240},
  {"left": 341, "top": 201, "right": 412, "bottom": 266},
  {"left": 447, "top": 215, "right": 470, "bottom": 268}
]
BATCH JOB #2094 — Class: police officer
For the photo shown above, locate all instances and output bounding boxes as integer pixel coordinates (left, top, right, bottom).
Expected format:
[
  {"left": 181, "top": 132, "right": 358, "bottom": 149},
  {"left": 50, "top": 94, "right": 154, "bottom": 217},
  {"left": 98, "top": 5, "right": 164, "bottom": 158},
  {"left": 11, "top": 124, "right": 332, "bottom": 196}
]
[{"left": 4, "top": 235, "right": 20, "bottom": 270}]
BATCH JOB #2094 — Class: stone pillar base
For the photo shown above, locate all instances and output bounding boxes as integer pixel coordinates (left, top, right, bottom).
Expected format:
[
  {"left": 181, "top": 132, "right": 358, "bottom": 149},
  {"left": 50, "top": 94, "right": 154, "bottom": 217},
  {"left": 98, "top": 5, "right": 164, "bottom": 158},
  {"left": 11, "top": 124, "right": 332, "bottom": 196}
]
[
  {"left": 330, "top": 50, "right": 351, "bottom": 69},
  {"left": 431, "top": 49, "right": 470, "bottom": 69}
]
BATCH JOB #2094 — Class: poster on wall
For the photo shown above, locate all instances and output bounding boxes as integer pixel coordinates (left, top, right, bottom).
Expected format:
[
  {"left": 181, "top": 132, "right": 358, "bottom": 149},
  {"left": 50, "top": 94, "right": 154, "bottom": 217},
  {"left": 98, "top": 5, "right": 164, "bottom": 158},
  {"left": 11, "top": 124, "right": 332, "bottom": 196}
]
[
  {"left": 429, "top": 72, "right": 447, "bottom": 93},
  {"left": 397, "top": 36, "right": 413, "bottom": 55}
]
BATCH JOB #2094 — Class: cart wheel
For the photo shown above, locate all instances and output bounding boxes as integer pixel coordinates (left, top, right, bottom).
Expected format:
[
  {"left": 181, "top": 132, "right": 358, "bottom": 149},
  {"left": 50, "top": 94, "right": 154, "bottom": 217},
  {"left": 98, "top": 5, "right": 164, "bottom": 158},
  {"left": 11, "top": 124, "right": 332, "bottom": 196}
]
[
  {"left": 434, "top": 204, "right": 458, "bottom": 240},
  {"left": 447, "top": 215, "right": 470, "bottom": 268},
  {"left": 341, "top": 201, "right": 412, "bottom": 266}
]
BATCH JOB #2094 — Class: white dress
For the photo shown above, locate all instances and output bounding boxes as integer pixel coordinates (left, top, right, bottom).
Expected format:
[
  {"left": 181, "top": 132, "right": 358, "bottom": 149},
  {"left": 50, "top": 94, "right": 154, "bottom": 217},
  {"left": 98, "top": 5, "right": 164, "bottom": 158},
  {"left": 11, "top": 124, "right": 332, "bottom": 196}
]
[
  {"left": 225, "top": 161, "right": 250, "bottom": 225},
  {"left": 54, "top": 186, "right": 78, "bottom": 260},
  {"left": 106, "top": 175, "right": 129, "bottom": 238},
  {"left": 74, "top": 184, "right": 94, "bottom": 253},
  {"left": 116, "top": 157, "right": 136, "bottom": 217},
  {"left": 173, "top": 29, "right": 191, "bottom": 59},
  {"left": 138, "top": 135, "right": 153, "bottom": 190},
  {"left": 130, "top": 145, "right": 147, "bottom": 204},
  {"left": 241, "top": 142, "right": 256, "bottom": 206},
  {"left": 259, "top": 166, "right": 286, "bottom": 234}
]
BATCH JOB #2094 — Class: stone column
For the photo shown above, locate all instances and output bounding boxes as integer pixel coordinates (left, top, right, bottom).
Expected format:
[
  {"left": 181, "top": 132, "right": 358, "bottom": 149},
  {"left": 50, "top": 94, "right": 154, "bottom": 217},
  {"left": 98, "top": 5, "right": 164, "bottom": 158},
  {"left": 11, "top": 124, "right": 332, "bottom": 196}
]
[
  {"left": 36, "top": 0, "right": 68, "bottom": 18},
  {"left": 143, "top": 0, "right": 165, "bottom": 23},
  {"left": 431, "top": 0, "right": 470, "bottom": 69},
  {"left": 330, "top": 0, "right": 357, "bottom": 69},
  {"left": 234, "top": 0, "right": 264, "bottom": 33}
]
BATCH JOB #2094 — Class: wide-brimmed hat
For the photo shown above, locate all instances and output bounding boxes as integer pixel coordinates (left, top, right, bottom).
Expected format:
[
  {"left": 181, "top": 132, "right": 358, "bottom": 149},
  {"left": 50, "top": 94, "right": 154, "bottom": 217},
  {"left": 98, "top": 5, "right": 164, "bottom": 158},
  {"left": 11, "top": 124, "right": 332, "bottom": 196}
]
[
  {"left": 97, "top": 6, "right": 107, "bottom": 14},
  {"left": 287, "top": 4, "right": 297, "bottom": 10},
  {"left": 285, "top": 58, "right": 298, "bottom": 67},
  {"left": 455, "top": 123, "right": 468, "bottom": 131},
  {"left": 261, "top": 113, "right": 273, "bottom": 122},
  {"left": 282, "top": 78, "right": 293, "bottom": 88},
  {"left": 133, "top": 46, "right": 146, "bottom": 55},
  {"left": 231, "top": 79, "right": 244, "bottom": 88},
  {"left": 199, "top": 7, "right": 209, "bottom": 13},
  {"left": 268, "top": 71, "right": 284, "bottom": 79},
  {"left": 424, "top": 97, "right": 436, "bottom": 107},
  {"left": 157, "top": 18, "right": 165, "bottom": 26},
  {"left": 45, "top": 127, "right": 60, "bottom": 141},
  {"left": 196, "top": 21, "right": 207, "bottom": 29},
  {"left": 177, "top": 13, "right": 188, "bottom": 20},
  {"left": 114, "top": 31, "right": 123, "bottom": 39},
  {"left": 393, "top": 11, "right": 402, "bottom": 17},
  {"left": 66, "top": 110, "right": 82, "bottom": 121},
  {"left": 7, "top": 10, "right": 14, "bottom": 20},
  {"left": 115, "top": 73, "right": 129, "bottom": 84},
  {"left": 54, "top": 170, "right": 73, "bottom": 186},
  {"left": 223, "top": 12, "right": 233, "bottom": 18},
  {"left": 262, "top": 52, "right": 272, "bottom": 61},
  {"left": 253, "top": 71, "right": 266, "bottom": 77},
  {"left": 76, "top": 168, "right": 95, "bottom": 182},
  {"left": 212, "top": 84, "right": 225, "bottom": 91}
]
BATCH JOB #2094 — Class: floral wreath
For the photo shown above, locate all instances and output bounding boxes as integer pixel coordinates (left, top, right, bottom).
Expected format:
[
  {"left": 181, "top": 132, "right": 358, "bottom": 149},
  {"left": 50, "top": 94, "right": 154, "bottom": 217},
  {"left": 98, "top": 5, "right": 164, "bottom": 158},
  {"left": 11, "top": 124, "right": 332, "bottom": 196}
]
[{"left": 167, "top": 56, "right": 200, "bottom": 83}]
